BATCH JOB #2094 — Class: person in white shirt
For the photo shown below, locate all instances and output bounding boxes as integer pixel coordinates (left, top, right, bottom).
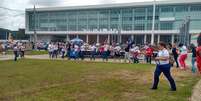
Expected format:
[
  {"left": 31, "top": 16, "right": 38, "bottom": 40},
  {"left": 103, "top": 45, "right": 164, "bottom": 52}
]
[
  {"left": 79, "top": 44, "right": 85, "bottom": 60},
  {"left": 49, "top": 43, "right": 54, "bottom": 59},
  {"left": 178, "top": 43, "right": 188, "bottom": 70},
  {"left": 13, "top": 44, "right": 19, "bottom": 61},
  {"left": 103, "top": 43, "right": 110, "bottom": 62},
  {"left": 90, "top": 44, "right": 97, "bottom": 61},
  {"left": 133, "top": 46, "right": 140, "bottom": 63},
  {"left": 151, "top": 42, "right": 176, "bottom": 91},
  {"left": 114, "top": 43, "right": 122, "bottom": 62},
  {"left": 61, "top": 46, "right": 66, "bottom": 59},
  {"left": 53, "top": 44, "right": 58, "bottom": 58},
  {"left": 20, "top": 44, "right": 25, "bottom": 58}
]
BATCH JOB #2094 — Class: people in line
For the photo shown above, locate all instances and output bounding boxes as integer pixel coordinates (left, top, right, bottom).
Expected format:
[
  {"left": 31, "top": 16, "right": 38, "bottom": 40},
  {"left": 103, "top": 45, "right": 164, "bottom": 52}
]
[{"left": 7, "top": 37, "right": 201, "bottom": 75}]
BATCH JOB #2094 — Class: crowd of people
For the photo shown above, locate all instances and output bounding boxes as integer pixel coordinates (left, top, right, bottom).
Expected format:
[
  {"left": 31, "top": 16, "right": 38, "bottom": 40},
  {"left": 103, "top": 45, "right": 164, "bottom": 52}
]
[
  {"left": 46, "top": 41, "right": 154, "bottom": 63},
  {"left": 43, "top": 36, "right": 201, "bottom": 75},
  {"left": 3, "top": 33, "right": 200, "bottom": 74},
  {"left": 1, "top": 33, "right": 201, "bottom": 92}
]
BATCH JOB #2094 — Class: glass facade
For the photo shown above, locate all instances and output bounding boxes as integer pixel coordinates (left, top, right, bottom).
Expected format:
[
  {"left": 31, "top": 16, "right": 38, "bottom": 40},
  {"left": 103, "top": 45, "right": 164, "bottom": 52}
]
[{"left": 27, "top": 4, "right": 201, "bottom": 32}]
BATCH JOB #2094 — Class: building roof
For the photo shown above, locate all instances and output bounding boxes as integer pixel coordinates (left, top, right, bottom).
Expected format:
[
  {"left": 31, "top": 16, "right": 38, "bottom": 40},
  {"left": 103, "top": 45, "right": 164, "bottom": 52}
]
[{"left": 26, "top": 0, "right": 201, "bottom": 12}]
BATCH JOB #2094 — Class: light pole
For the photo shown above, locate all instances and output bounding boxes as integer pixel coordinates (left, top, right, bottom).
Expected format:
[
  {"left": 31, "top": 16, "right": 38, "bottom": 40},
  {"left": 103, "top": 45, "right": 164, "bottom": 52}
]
[
  {"left": 151, "top": 0, "right": 156, "bottom": 45},
  {"left": 33, "top": 5, "right": 37, "bottom": 50}
]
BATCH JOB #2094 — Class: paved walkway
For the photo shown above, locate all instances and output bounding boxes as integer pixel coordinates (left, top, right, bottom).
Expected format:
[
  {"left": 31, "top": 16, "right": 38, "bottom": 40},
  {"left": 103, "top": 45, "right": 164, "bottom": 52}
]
[
  {"left": 25, "top": 54, "right": 130, "bottom": 63},
  {"left": 191, "top": 79, "right": 201, "bottom": 101},
  {"left": 0, "top": 55, "right": 13, "bottom": 61}
]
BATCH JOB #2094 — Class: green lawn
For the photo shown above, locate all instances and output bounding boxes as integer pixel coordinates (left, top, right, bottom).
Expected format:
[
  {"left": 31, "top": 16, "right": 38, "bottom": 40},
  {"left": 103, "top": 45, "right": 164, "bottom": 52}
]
[{"left": 0, "top": 59, "right": 199, "bottom": 101}]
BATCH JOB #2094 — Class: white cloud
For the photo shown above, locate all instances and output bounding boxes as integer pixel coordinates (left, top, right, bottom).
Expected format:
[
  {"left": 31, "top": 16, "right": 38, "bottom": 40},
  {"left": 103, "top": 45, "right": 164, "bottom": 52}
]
[{"left": 0, "top": 0, "right": 163, "bottom": 30}]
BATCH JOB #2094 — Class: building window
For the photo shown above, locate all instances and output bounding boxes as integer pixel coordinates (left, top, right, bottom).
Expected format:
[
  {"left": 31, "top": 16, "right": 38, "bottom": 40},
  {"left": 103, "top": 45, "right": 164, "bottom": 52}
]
[
  {"left": 160, "top": 22, "right": 173, "bottom": 30},
  {"left": 134, "top": 16, "right": 145, "bottom": 20},
  {"left": 190, "top": 5, "right": 201, "bottom": 11},
  {"left": 122, "top": 24, "right": 132, "bottom": 31},
  {"left": 147, "top": 16, "right": 159, "bottom": 20},
  {"left": 161, "top": 7, "right": 173, "bottom": 12},
  {"left": 175, "top": 6, "right": 188, "bottom": 12},
  {"left": 134, "top": 24, "right": 145, "bottom": 30}
]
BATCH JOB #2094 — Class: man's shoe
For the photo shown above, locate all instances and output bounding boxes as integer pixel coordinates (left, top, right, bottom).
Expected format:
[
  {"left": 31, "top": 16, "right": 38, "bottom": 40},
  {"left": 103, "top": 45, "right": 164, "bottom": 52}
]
[
  {"left": 150, "top": 87, "right": 157, "bottom": 90},
  {"left": 169, "top": 89, "right": 176, "bottom": 91}
]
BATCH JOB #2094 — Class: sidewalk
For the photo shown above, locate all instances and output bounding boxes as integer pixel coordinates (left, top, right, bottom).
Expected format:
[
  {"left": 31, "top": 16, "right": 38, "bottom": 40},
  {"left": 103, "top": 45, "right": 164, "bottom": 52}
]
[
  {"left": 0, "top": 55, "right": 13, "bottom": 61},
  {"left": 191, "top": 79, "right": 201, "bottom": 101},
  {"left": 25, "top": 54, "right": 131, "bottom": 63}
]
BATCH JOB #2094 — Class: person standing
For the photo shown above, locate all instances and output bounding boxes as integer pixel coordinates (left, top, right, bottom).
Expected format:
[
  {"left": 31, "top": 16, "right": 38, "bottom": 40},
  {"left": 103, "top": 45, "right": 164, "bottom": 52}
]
[
  {"left": 178, "top": 43, "right": 188, "bottom": 70},
  {"left": 79, "top": 44, "right": 85, "bottom": 60},
  {"left": 103, "top": 43, "right": 109, "bottom": 62},
  {"left": 61, "top": 45, "right": 66, "bottom": 59},
  {"left": 90, "top": 44, "right": 97, "bottom": 61},
  {"left": 151, "top": 42, "right": 176, "bottom": 91},
  {"left": 20, "top": 44, "right": 25, "bottom": 58},
  {"left": 48, "top": 43, "right": 53, "bottom": 59},
  {"left": 196, "top": 33, "right": 201, "bottom": 74},
  {"left": 190, "top": 43, "right": 197, "bottom": 73},
  {"left": 172, "top": 44, "right": 179, "bottom": 68},
  {"left": 124, "top": 41, "right": 132, "bottom": 63},
  {"left": 114, "top": 43, "right": 122, "bottom": 62},
  {"left": 13, "top": 44, "right": 19, "bottom": 61},
  {"left": 145, "top": 45, "right": 154, "bottom": 64}
]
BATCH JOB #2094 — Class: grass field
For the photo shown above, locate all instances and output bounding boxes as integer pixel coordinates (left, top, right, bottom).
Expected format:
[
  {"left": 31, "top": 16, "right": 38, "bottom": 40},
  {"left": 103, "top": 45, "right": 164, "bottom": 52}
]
[{"left": 0, "top": 59, "right": 199, "bottom": 101}]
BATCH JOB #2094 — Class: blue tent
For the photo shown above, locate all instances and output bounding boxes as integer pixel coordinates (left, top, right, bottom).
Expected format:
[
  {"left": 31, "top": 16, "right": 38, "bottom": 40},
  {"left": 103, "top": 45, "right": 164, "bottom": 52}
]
[{"left": 70, "top": 38, "right": 83, "bottom": 45}]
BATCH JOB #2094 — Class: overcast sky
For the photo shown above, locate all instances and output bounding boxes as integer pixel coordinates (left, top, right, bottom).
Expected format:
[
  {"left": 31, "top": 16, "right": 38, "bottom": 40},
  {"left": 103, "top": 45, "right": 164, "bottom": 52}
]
[{"left": 0, "top": 0, "right": 165, "bottom": 31}]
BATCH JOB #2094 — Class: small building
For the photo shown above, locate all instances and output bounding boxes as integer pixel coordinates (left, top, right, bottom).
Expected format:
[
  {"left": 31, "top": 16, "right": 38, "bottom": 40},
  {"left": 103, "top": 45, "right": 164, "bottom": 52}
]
[{"left": 0, "top": 28, "right": 10, "bottom": 41}]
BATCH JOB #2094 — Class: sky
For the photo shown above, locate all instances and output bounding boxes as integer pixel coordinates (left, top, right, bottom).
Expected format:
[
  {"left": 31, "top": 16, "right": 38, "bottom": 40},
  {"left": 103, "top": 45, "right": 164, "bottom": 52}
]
[{"left": 0, "top": 0, "right": 165, "bottom": 31}]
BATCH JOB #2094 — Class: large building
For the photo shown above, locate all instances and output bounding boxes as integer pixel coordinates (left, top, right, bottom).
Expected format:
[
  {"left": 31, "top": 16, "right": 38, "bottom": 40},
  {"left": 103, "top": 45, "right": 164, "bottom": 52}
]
[{"left": 25, "top": 0, "right": 201, "bottom": 45}]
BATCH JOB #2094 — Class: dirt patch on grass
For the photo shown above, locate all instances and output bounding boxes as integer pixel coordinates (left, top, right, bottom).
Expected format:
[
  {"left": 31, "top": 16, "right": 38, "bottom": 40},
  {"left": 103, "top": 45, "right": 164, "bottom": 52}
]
[{"left": 108, "top": 70, "right": 152, "bottom": 84}]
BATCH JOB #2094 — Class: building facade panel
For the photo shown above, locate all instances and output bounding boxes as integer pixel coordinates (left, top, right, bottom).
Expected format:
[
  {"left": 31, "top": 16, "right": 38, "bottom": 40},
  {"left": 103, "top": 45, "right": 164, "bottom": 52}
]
[{"left": 26, "top": 0, "right": 201, "bottom": 44}]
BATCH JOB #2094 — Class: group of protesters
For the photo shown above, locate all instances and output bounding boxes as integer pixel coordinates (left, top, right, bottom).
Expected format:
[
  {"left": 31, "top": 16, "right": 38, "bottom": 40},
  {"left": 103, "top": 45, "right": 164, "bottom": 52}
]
[
  {"left": 0, "top": 33, "right": 199, "bottom": 75},
  {"left": 44, "top": 34, "right": 201, "bottom": 76}
]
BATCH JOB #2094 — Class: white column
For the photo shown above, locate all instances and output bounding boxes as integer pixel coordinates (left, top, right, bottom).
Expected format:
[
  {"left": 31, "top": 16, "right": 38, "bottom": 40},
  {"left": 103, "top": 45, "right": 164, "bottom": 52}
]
[
  {"left": 107, "top": 34, "right": 110, "bottom": 43},
  {"left": 97, "top": 34, "right": 99, "bottom": 43},
  {"left": 157, "top": 34, "right": 160, "bottom": 43},
  {"left": 131, "top": 35, "right": 134, "bottom": 41},
  {"left": 120, "top": 35, "right": 122, "bottom": 43},
  {"left": 144, "top": 34, "right": 147, "bottom": 44},
  {"left": 66, "top": 34, "right": 69, "bottom": 42},
  {"left": 86, "top": 35, "right": 89, "bottom": 43},
  {"left": 171, "top": 34, "right": 175, "bottom": 44},
  {"left": 76, "top": 34, "right": 79, "bottom": 38}
]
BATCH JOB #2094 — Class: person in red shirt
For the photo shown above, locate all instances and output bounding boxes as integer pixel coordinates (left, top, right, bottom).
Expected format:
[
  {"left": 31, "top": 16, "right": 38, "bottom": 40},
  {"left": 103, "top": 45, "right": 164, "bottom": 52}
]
[
  {"left": 196, "top": 33, "right": 201, "bottom": 74},
  {"left": 146, "top": 45, "right": 154, "bottom": 64}
]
